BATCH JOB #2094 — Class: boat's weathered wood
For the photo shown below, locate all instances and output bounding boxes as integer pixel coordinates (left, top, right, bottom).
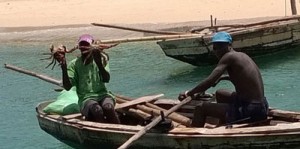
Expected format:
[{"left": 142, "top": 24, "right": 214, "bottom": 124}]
[
  {"left": 117, "top": 95, "right": 192, "bottom": 126},
  {"left": 144, "top": 103, "right": 191, "bottom": 125},
  {"left": 228, "top": 117, "right": 272, "bottom": 129},
  {"left": 46, "top": 114, "right": 61, "bottom": 119},
  {"left": 127, "top": 109, "right": 184, "bottom": 128},
  {"left": 115, "top": 94, "right": 164, "bottom": 109},
  {"left": 170, "top": 122, "right": 300, "bottom": 135},
  {"left": 38, "top": 104, "right": 300, "bottom": 136},
  {"left": 191, "top": 15, "right": 300, "bottom": 33},
  {"left": 137, "top": 105, "right": 191, "bottom": 126},
  {"left": 75, "top": 121, "right": 143, "bottom": 132},
  {"left": 61, "top": 113, "right": 82, "bottom": 120},
  {"left": 116, "top": 95, "right": 188, "bottom": 126},
  {"left": 269, "top": 109, "right": 300, "bottom": 121},
  {"left": 118, "top": 100, "right": 184, "bottom": 127},
  {"left": 158, "top": 16, "right": 300, "bottom": 66},
  {"left": 118, "top": 96, "right": 192, "bottom": 149},
  {"left": 37, "top": 100, "right": 300, "bottom": 149},
  {"left": 128, "top": 109, "right": 151, "bottom": 119}
]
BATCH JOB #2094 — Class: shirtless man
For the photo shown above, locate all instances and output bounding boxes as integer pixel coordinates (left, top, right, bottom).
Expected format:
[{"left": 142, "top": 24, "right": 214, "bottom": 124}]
[{"left": 178, "top": 31, "right": 269, "bottom": 127}]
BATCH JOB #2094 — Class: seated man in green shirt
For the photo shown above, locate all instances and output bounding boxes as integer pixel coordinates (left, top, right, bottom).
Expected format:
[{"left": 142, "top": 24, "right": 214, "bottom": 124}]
[{"left": 54, "top": 34, "right": 120, "bottom": 124}]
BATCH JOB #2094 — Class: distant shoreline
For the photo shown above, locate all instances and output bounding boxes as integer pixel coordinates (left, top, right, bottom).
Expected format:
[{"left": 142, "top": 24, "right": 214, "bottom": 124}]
[
  {"left": 0, "top": 0, "right": 292, "bottom": 27},
  {"left": 0, "top": 16, "right": 280, "bottom": 33}
]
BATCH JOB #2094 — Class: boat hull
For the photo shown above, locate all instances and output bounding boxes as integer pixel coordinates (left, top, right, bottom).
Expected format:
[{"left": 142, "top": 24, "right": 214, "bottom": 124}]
[
  {"left": 37, "top": 110, "right": 300, "bottom": 149},
  {"left": 157, "top": 19, "right": 300, "bottom": 66}
]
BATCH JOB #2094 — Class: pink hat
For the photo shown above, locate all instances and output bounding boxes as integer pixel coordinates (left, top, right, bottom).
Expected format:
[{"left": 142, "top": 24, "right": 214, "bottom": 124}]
[{"left": 78, "top": 34, "right": 94, "bottom": 45}]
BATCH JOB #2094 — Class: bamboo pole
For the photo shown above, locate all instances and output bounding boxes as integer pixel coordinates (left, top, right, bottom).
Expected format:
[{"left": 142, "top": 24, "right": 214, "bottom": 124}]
[
  {"left": 116, "top": 95, "right": 191, "bottom": 126},
  {"left": 144, "top": 103, "right": 191, "bottom": 126},
  {"left": 127, "top": 109, "right": 183, "bottom": 128},
  {"left": 4, "top": 64, "right": 62, "bottom": 86},
  {"left": 137, "top": 105, "right": 190, "bottom": 126},
  {"left": 117, "top": 97, "right": 192, "bottom": 149},
  {"left": 91, "top": 23, "right": 184, "bottom": 35},
  {"left": 100, "top": 34, "right": 200, "bottom": 44}
]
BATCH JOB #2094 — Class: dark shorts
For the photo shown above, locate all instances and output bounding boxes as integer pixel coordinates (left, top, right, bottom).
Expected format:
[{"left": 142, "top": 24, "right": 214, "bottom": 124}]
[
  {"left": 232, "top": 97, "right": 269, "bottom": 123},
  {"left": 81, "top": 95, "right": 115, "bottom": 118}
]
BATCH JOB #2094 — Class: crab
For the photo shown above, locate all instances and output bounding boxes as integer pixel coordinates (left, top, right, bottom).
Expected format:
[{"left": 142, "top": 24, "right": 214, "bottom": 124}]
[
  {"left": 41, "top": 42, "right": 116, "bottom": 69},
  {"left": 41, "top": 45, "right": 78, "bottom": 69}
]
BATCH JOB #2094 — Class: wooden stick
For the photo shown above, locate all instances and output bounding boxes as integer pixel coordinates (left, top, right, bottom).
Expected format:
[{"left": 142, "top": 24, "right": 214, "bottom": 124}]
[
  {"left": 128, "top": 109, "right": 151, "bottom": 119},
  {"left": 4, "top": 64, "right": 62, "bottom": 86},
  {"left": 137, "top": 104, "right": 191, "bottom": 126},
  {"left": 116, "top": 95, "right": 191, "bottom": 126},
  {"left": 115, "top": 95, "right": 185, "bottom": 127},
  {"left": 290, "top": 0, "right": 297, "bottom": 15},
  {"left": 115, "top": 94, "right": 164, "bottom": 109},
  {"left": 91, "top": 23, "right": 184, "bottom": 35},
  {"left": 145, "top": 102, "right": 191, "bottom": 125},
  {"left": 117, "top": 96, "right": 192, "bottom": 149},
  {"left": 100, "top": 34, "right": 200, "bottom": 44}
]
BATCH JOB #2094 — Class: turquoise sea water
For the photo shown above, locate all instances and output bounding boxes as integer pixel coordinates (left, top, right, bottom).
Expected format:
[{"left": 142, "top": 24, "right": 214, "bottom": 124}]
[{"left": 1, "top": 25, "right": 300, "bottom": 149}]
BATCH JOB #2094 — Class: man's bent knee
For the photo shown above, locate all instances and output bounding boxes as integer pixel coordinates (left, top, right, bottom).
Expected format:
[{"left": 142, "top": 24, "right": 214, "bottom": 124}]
[
  {"left": 102, "top": 103, "right": 114, "bottom": 111},
  {"left": 90, "top": 104, "right": 104, "bottom": 115}
]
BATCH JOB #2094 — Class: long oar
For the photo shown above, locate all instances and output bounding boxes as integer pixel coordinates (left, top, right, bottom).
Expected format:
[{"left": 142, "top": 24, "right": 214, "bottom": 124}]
[
  {"left": 91, "top": 23, "right": 184, "bottom": 35},
  {"left": 4, "top": 63, "right": 62, "bottom": 87},
  {"left": 117, "top": 96, "right": 192, "bottom": 149}
]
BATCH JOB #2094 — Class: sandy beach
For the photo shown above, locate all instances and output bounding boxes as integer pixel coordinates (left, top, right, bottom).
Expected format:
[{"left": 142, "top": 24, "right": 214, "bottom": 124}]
[{"left": 0, "top": 0, "right": 298, "bottom": 27}]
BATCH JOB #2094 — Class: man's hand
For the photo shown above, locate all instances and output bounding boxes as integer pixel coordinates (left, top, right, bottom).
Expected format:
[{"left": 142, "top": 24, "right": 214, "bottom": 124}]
[
  {"left": 92, "top": 49, "right": 102, "bottom": 63},
  {"left": 178, "top": 91, "right": 189, "bottom": 101},
  {"left": 53, "top": 46, "right": 66, "bottom": 65}
]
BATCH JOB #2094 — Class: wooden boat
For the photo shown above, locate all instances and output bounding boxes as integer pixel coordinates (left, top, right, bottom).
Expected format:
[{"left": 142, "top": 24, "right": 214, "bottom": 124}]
[
  {"left": 36, "top": 95, "right": 300, "bottom": 149},
  {"left": 157, "top": 15, "right": 300, "bottom": 66}
]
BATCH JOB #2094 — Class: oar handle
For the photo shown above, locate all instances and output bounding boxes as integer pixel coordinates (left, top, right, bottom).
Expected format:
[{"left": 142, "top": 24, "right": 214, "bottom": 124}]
[{"left": 4, "top": 63, "right": 62, "bottom": 86}]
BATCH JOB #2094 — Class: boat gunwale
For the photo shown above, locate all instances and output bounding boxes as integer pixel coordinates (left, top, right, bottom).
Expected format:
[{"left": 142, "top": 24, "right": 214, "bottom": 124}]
[{"left": 36, "top": 100, "right": 300, "bottom": 137}]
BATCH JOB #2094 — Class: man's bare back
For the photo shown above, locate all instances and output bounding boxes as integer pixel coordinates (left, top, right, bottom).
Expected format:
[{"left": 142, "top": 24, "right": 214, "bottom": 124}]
[{"left": 222, "top": 50, "right": 264, "bottom": 103}]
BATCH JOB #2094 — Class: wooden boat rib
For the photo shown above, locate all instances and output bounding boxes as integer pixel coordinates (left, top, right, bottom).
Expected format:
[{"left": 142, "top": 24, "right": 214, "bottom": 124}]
[{"left": 36, "top": 96, "right": 300, "bottom": 149}]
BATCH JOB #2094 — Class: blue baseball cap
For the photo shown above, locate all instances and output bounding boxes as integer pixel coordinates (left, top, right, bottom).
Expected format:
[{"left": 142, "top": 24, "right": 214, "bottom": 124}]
[
  {"left": 211, "top": 31, "right": 232, "bottom": 43},
  {"left": 78, "top": 34, "right": 94, "bottom": 45}
]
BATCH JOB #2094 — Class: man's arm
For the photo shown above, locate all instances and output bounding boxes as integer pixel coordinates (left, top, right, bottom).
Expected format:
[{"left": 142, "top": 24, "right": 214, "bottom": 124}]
[
  {"left": 185, "top": 54, "right": 232, "bottom": 97},
  {"left": 61, "top": 63, "right": 72, "bottom": 90},
  {"left": 53, "top": 47, "right": 73, "bottom": 90},
  {"left": 187, "top": 64, "right": 227, "bottom": 96},
  {"left": 212, "top": 75, "right": 230, "bottom": 87},
  {"left": 92, "top": 50, "right": 110, "bottom": 83}
]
